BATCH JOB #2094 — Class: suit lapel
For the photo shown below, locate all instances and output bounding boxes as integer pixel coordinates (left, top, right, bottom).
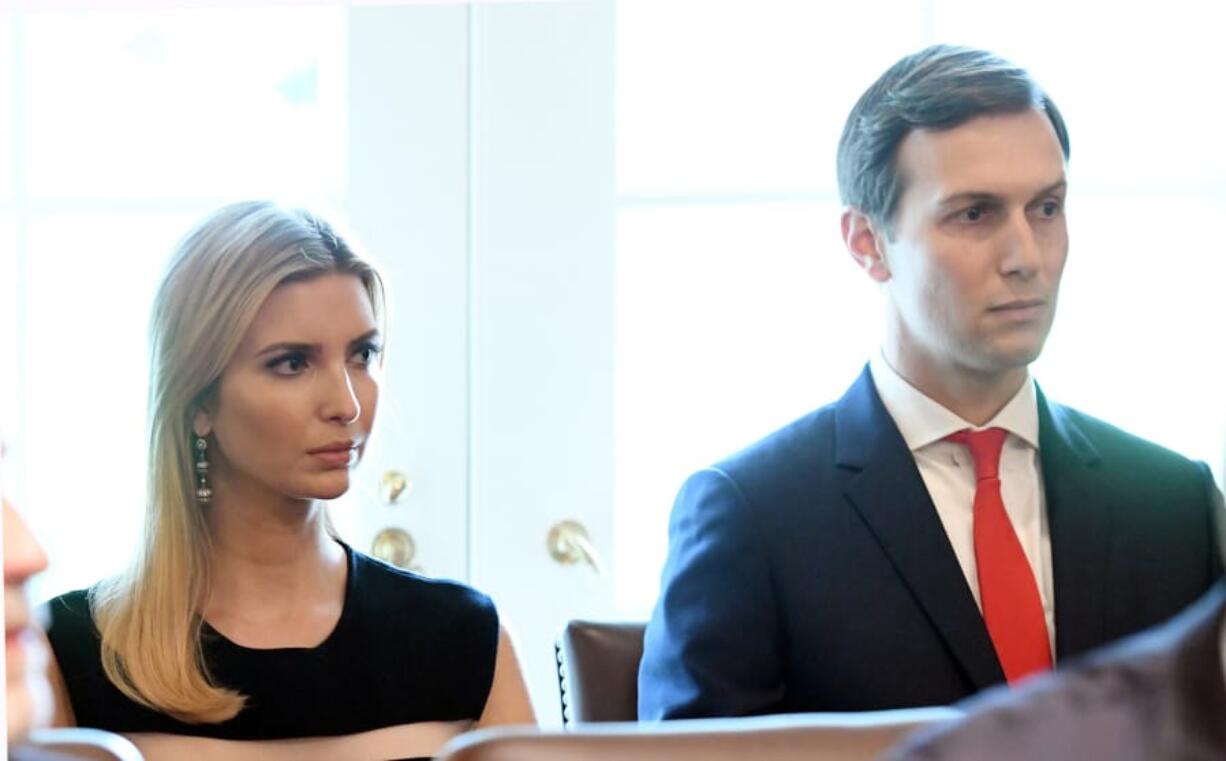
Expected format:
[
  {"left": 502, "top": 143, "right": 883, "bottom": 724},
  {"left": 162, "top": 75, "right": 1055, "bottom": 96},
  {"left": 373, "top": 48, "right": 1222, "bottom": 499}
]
[
  {"left": 835, "top": 367, "right": 1005, "bottom": 690},
  {"left": 1037, "top": 390, "right": 1111, "bottom": 660}
]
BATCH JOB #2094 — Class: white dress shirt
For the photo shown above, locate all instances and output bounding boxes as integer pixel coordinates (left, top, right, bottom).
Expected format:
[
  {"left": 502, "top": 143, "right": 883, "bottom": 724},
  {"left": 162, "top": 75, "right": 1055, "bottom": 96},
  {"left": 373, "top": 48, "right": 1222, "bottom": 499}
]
[{"left": 868, "top": 352, "right": 1056, "bottom": 657}]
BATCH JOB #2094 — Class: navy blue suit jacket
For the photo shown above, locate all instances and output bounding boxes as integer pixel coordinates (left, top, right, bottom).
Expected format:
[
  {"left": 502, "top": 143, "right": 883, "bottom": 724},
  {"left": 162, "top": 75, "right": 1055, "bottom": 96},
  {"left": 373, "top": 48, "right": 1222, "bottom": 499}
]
[{"left": 639, "top": 367, "right": 1223, "bottom": 718}]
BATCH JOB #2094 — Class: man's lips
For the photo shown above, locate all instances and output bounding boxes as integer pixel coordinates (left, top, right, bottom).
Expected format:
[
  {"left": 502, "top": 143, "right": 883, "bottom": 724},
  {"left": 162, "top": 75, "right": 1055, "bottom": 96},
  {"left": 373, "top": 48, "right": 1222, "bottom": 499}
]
[
  {"left": 990, "top": 299, "right": 1045, "bottom": 311},
  {"left": 989, "top": 299, "right": 1047, "bottom": 320}
]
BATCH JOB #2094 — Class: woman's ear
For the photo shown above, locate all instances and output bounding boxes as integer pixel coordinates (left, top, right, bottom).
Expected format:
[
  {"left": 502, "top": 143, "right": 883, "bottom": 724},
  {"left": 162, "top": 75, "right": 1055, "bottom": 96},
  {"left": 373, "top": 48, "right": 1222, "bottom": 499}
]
[{"left": 192, "top": 409, "right": 212, "bottom": 438}]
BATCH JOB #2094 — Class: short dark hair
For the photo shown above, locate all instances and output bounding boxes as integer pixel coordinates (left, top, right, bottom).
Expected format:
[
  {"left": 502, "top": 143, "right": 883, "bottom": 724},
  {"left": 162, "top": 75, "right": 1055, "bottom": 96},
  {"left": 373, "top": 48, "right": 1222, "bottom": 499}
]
[{"left": 836, "top": 45, "right": 1070, "bottom": 232}]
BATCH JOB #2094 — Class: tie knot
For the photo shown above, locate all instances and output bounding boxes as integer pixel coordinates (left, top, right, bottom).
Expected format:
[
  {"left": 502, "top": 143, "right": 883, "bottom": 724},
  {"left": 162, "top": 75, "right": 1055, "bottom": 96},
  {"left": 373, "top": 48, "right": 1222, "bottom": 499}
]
[{"left": 945, "top": 427, "right": 1007, "bottom": 481}]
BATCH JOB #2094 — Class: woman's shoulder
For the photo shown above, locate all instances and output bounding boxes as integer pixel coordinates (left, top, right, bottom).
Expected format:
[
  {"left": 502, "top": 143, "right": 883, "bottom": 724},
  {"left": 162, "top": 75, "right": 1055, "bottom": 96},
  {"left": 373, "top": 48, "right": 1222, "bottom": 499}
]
[
  {"left": 43, "top": 588, "right": 99, "bottom": 651},
  {"left": 46, "top": 587, "right": 92, "bottom": 614},
  {"left": 349, "top": 548, "right": 497, "bottom": 622},
  {"left": 341, "top": 548, "right": 502, "bottom": 720},
  {"left": 41, "top": 587, "right": 111, "bottom": 700}
]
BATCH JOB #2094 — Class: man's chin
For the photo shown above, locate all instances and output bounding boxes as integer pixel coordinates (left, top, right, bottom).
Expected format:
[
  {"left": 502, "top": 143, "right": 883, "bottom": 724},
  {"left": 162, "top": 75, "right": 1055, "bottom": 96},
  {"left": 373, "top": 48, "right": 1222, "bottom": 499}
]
[
  {"left": 1000, "top": 346, "right": 1044, "bottom": 368},
  {"left": 962, "top": 343, "right": 1045, "bottom": 379},
  {"left": 985, "top": 330, "right": 1051, "bottom": 368}
]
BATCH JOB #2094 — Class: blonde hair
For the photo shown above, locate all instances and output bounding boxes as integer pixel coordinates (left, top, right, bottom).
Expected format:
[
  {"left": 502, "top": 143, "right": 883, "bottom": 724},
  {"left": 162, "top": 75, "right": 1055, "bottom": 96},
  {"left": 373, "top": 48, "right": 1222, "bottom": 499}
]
[{"left": 90, "top": 201, "right": 385, "bottom": 723}]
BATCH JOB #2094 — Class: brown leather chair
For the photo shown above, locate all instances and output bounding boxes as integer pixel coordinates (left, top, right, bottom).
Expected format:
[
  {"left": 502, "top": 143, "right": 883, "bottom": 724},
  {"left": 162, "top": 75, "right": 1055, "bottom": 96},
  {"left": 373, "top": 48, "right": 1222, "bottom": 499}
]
[
  {"left": 10, "top": 728, "right": 144, "bottom": 761},
  {"left": 555, "top": 620, "right": 646, "bottom": 725},
  {"left": 438, "top": 709, "right": 961, "bottom": 761}
]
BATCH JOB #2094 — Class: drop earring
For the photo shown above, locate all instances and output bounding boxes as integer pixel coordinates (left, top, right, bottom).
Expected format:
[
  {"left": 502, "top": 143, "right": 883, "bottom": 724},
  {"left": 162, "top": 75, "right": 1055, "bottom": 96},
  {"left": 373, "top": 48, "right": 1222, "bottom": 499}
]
[{"left": 194, "top": 435, "right": 213, "bottom": 503}]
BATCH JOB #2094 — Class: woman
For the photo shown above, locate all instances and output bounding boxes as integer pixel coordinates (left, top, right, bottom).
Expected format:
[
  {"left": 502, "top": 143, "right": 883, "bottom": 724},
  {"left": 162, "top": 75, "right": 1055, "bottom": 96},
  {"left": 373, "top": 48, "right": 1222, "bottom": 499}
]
[{"left": 44, "top": 201, "right": 534, "bottom": 759}]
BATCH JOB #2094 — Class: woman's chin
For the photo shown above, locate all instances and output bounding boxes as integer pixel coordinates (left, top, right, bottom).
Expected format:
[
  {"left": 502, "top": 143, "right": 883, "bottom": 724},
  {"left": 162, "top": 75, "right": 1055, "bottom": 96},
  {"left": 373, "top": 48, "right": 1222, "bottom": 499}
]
[
  {"left": 7, "top": 672, "right": 54, "bottom": 743},
  {"left": 303, "top": 472, "right": 352, "bottom": 501}
]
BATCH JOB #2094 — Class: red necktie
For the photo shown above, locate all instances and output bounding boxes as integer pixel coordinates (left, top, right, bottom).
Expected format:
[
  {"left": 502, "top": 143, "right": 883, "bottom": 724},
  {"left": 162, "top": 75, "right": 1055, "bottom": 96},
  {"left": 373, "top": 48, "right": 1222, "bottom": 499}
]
[{"left": 946, "top": 427, "right": 1052, "bottom": 684}]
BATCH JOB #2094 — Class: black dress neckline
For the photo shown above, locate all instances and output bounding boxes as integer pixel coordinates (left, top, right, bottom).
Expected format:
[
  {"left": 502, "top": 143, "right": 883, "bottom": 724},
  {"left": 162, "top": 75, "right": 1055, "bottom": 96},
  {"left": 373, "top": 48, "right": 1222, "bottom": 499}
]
[
  {"left": 46, "top": 544, "right": 500, "bottom": 740},
  {"left": 200, "top": 539, "right": 355, "bottom": 654}
]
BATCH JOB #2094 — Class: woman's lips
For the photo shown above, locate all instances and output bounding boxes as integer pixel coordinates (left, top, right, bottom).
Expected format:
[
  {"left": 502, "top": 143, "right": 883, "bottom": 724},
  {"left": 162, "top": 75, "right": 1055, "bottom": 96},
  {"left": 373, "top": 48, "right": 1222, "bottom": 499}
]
[
  {"left": 309, "top": 448, "right": 357, "bottom": 468},
  {"left": 6, "top": 625, "right": 33, "bottom": 668}
]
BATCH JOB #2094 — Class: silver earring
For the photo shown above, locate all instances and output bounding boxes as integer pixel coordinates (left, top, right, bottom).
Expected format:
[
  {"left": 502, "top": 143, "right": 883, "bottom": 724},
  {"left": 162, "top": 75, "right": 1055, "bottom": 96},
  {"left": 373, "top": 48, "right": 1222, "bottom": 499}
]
[{"left": 194, "top": 436, "right": 213, "bottom": 503}]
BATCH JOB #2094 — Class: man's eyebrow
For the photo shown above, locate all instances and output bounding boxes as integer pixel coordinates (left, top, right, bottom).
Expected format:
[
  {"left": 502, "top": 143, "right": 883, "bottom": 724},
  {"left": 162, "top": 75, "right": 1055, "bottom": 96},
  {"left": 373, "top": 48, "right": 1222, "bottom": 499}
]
[
  {"left": 1030, "top": 180, "right": 1068, "bottom": 200},
  {"left": 937, "top": 191, "right": 1003, "bottom": 208},
  {"left": 938, "top": 180, "right": 1068, "bottom": 208}
]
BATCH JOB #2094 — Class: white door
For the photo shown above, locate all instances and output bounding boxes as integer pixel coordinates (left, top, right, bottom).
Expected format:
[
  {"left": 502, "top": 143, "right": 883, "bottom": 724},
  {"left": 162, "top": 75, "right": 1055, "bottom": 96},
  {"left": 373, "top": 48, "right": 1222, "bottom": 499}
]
[{"left": 341, "top": 2, "right": 616, "bottom": 723}]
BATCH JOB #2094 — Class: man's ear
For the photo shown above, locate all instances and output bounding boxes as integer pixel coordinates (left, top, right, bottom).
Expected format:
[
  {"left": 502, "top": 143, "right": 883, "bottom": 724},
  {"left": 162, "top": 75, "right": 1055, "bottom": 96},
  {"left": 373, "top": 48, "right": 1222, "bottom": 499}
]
[{"left": 841, "top": 207, "right": 891, "bottom": 283}]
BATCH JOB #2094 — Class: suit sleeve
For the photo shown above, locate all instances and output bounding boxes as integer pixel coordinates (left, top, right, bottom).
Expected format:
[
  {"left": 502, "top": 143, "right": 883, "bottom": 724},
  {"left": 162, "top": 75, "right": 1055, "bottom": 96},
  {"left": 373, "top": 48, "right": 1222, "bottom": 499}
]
[
  {"left": 637, "top": 467, "right": 783, "bottom": 719},
  {"left": 1200, "top": 462, "right": 1225, "bottom": 579}
]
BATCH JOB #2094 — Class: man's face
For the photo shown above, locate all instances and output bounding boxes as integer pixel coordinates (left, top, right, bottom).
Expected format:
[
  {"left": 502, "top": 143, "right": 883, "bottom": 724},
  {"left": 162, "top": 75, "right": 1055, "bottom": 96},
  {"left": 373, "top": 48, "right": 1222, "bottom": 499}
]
[{"left": 880, "top": 108, "right": 1068, "bottom": 383}]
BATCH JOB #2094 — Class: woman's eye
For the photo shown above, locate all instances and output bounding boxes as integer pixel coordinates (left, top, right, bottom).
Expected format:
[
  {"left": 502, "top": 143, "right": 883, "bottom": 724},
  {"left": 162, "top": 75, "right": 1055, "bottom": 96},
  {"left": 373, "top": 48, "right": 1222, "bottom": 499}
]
[
  {"left": 352, "top": 343, "right": 382, "bottom": 365},
  {"left": 268, "top": 353, "right": 308, "bottom": 374}
]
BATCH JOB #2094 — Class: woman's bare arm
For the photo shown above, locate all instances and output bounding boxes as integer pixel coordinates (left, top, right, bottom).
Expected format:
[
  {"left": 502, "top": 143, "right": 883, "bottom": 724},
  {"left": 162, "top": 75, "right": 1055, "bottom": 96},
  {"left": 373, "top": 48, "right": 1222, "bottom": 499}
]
[{"left": 475, "top": 626, "right": 536, "bottom": 727}]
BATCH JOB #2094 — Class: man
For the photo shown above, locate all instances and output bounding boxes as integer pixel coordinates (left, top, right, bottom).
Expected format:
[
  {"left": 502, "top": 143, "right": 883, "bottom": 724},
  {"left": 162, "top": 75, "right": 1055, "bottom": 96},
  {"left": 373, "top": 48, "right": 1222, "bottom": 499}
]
[
  {"left": 638, "top": 45, "right": 1223, "bottom": 718},
  {"left": 885, "top": 578, "right": 1226, "bottom": 760}
]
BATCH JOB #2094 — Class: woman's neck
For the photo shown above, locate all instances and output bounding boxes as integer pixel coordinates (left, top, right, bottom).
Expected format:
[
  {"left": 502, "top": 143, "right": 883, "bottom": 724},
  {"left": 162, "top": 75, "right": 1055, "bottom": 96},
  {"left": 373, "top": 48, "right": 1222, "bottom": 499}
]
[{"left": 201, "top": 474, "right": 347, "bottom": 647}]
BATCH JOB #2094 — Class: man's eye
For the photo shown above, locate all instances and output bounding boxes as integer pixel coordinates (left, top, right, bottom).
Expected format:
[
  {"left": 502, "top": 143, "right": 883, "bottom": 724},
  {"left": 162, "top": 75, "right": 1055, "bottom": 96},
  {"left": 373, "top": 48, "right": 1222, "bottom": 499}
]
[
  {"left": 963, "top": 205, "right": 983, "bottom": 222},
  {"left": 1041, "top": 200, "right": 1061, "bottom": 216}
]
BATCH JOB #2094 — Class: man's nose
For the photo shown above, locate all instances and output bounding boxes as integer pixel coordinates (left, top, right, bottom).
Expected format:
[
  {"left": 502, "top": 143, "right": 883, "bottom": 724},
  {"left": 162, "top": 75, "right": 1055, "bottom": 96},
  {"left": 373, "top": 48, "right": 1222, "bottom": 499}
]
[{"left": 1000, "top": 211, "right": 1041, "bottom": 279}]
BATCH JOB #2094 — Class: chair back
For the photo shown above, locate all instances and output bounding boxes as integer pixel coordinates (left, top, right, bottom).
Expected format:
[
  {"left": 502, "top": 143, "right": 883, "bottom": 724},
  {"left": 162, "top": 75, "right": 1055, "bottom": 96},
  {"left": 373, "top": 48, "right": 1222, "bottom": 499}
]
[
  {"left": 439, "top": 709, "right": 962, "bottom": 761},
  {"left": 11, "top": 728, "right": 144, "bottom": 761},
  {"left": 555, "top": 620, "right": 646, "bottom": 725}
]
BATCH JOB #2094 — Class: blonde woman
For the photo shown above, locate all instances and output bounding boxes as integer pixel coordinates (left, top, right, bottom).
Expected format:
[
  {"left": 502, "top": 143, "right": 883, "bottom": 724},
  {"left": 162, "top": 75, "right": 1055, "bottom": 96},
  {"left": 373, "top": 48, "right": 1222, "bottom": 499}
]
[{"left": 44, "top": 202, "right": 534, "bottom": 760}]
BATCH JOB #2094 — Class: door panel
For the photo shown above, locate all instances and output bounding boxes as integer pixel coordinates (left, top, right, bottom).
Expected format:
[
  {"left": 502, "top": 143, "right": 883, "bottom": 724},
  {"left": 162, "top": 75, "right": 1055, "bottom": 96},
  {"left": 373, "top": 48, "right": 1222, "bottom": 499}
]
[
  {"left": 345, "top": 3, "right": 616, "bottom": 722},
  {"left": 468, "top": 2, "right": 615, "bottom": 722},
  {"left": 343, "top": 5, "right": 472, "bottom": 583}
]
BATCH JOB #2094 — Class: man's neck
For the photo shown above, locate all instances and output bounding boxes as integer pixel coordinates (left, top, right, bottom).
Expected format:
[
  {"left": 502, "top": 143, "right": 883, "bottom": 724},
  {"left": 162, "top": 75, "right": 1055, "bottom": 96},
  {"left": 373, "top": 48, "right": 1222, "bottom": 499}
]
[{"left": 882, "top": 345, "right": 1029, "bottom": 427}]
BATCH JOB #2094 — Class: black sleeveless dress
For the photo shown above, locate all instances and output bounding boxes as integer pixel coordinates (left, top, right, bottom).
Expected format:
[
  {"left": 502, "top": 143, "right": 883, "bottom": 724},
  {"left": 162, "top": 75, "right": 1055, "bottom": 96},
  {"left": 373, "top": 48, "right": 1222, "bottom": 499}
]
[{"left": 45, "top": 543, "right": 499, "bottom": 759}]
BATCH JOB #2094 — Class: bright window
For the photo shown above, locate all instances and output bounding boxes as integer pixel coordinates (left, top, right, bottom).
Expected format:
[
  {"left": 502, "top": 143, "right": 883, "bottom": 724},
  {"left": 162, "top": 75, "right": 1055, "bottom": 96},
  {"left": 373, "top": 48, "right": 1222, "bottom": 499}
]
[
  {"left": 0, "top": 16, "right": 14, "bottom": 204},
  {"left": 21, "top": 9, "right": 346, "bottom": 201}
]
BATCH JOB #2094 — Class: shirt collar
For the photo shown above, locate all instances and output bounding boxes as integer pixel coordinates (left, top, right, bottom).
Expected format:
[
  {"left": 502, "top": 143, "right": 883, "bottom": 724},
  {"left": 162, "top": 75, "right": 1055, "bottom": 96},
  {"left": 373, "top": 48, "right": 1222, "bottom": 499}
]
[{"left": 868, "top": 351, "right": 1040, "bottom": 452}]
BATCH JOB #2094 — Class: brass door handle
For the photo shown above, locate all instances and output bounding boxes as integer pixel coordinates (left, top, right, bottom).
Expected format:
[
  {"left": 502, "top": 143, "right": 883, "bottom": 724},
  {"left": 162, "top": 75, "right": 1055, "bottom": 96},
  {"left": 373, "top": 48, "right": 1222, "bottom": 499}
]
[
  {"left": 381, "top": 470, "right": 411, "bottom": 505},
  {"left": 371, "top": 527, "right": 422, "bottom": 572},
  {"left": 546, "top": 519, "right": 602, "bottom": 574}
]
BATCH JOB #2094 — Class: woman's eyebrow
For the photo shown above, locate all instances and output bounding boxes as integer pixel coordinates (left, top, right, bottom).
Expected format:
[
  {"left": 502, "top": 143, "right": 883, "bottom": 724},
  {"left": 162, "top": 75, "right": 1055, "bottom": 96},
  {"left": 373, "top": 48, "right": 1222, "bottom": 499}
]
[
  {"left": 254, "top": 341, "right": 318, "bottom": 357},
  {"left": 347, "top": 329, "right": 381, "bottom": 348}
]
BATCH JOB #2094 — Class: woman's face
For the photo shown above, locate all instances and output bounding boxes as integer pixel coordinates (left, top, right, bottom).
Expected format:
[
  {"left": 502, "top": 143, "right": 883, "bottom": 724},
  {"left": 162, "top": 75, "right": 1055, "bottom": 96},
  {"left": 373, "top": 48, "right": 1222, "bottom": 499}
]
[{"left": 197, "top": 272, "right": 381, "bottom": 504}]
